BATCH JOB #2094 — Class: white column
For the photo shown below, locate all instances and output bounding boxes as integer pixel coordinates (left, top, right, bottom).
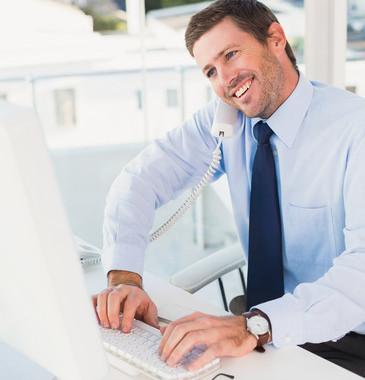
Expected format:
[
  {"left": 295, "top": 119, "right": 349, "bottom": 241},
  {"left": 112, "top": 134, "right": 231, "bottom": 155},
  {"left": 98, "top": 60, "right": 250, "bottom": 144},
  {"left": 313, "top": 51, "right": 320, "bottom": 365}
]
[
  {"left": 126, "top": 0, "right": 145, "bottom": 35},
  {"left": 304, "top": 0, "right": 347, "bottom": 88}
]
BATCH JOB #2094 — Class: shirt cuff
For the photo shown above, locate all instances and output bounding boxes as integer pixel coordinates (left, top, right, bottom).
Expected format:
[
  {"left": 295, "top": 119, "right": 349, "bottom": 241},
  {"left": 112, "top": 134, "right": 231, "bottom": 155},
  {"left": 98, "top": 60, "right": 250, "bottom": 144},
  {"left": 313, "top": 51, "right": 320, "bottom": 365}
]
[
  {"left": 101, "top": 243, "right": 145, "bottom": 278},
  {"left": 254, "top": 293, "right": 306, "bottom": 347}
]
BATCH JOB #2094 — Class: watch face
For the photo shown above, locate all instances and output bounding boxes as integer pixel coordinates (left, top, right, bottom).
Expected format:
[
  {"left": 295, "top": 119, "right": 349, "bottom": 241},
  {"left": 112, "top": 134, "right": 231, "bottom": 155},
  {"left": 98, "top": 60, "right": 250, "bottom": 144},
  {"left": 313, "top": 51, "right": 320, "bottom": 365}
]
[{"left": 247, "top": 315, "right": 269, "bottom": 335}]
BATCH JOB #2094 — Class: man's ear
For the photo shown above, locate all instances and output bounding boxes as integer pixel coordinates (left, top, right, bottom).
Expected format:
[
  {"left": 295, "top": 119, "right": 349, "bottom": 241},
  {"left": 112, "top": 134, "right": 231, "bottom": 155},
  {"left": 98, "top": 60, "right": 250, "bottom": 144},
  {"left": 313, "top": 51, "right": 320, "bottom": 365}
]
[{"left": 267, "top": 22, "right": 287, "bottom": 55}]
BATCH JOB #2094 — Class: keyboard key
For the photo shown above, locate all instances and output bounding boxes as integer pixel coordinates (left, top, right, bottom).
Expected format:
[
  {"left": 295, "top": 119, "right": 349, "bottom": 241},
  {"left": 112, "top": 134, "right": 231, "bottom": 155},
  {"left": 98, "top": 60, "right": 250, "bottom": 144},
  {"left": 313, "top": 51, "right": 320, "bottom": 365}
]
[{"left": 100, "top": 318, "right": 220, "bottom": 379}]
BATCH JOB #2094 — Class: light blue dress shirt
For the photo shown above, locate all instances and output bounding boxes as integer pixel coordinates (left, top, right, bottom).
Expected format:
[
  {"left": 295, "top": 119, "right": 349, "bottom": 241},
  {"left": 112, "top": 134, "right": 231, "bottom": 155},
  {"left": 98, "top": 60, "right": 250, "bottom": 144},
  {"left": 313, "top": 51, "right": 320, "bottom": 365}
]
[{"left": 102, "top": 73, "right": 365, "bottom": 347}]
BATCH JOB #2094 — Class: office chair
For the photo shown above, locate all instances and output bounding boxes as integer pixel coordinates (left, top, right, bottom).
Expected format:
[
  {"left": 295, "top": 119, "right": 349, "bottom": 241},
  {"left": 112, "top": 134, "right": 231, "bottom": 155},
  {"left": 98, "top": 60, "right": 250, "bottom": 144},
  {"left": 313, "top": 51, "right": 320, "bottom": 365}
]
[
  {"left": 73, "top": 236, "right": 248, "bottom": 313},
  {"left": 169, "top": 243, "right": 247, "bottom": 314}
]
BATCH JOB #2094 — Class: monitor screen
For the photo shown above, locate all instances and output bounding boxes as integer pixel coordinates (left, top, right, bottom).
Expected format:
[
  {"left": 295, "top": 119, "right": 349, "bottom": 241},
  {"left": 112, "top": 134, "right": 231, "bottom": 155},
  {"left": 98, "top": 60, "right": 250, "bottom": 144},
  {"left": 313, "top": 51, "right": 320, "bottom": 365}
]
[{"left": 0, "top": 100, "right": 109, "bottom": 380}]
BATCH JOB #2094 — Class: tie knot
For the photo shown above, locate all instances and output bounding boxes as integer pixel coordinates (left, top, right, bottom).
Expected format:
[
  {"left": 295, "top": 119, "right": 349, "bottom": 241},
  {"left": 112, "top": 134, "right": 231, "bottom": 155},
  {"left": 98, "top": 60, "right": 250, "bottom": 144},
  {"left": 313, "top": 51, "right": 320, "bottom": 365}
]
[{"left": 256, "top": 122, "right": 273, "bottom": 145}]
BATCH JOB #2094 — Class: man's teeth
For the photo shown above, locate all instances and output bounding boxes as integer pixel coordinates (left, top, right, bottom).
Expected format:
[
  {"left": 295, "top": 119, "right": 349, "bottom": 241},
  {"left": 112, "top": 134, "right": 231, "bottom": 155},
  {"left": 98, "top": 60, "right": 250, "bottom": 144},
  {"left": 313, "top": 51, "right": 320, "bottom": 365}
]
[{"left": 235, "top": 80, "right": 252, "bottom": 98}]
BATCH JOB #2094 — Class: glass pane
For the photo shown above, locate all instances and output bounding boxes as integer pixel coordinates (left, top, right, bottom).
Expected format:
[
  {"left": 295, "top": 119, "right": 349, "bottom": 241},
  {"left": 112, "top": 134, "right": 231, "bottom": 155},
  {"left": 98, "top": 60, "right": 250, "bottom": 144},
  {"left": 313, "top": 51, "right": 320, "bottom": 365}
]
[
  {"left": 347, "top": 0, "right": 365, "bottom": 96},
  {"left": 263, "top": 0, "right": 305, "bottom": 65},
  {"left": 0, "top": 1, "right": 315, "bottom": 293}
]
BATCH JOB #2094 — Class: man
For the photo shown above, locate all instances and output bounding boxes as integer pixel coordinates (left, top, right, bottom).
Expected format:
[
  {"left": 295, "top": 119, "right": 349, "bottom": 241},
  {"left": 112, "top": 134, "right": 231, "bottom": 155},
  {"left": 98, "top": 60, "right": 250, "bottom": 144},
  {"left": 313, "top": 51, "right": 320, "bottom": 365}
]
[{"left": 93, "top": 0, "right": 365, "bottom": 376}]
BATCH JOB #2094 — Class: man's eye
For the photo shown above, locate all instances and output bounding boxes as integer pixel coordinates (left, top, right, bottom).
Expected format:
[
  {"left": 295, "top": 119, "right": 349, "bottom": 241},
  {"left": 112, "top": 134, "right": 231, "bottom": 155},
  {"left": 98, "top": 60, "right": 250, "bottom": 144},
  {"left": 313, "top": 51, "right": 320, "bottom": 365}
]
[
  {"left": 207, "top": 68, "right": 216, "bottom": 78},
  {"left": 226, "top": 51, "right": 237, "bottom": 60}
]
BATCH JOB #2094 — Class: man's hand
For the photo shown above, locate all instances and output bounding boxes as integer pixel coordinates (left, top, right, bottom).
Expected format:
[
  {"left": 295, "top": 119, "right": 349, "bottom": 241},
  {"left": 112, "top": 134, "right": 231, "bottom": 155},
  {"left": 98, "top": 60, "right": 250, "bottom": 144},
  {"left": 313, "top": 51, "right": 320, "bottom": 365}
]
[
  {"left": 158, "top": 312, "right": 258, "bottom": 371},
  {"left": 91, "top": 270, "right": 159, "bottom": 332}
]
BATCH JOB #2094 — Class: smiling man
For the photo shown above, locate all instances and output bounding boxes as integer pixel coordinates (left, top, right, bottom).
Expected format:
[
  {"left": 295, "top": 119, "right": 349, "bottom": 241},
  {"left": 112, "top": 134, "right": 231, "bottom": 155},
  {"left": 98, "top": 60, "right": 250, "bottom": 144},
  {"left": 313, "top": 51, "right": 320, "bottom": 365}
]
[
  {"left": 191, "top": 16, "right": 296, "bottom": 119},
  {"left": 94, "top": 0, "right": 365, "bottom": 376}
]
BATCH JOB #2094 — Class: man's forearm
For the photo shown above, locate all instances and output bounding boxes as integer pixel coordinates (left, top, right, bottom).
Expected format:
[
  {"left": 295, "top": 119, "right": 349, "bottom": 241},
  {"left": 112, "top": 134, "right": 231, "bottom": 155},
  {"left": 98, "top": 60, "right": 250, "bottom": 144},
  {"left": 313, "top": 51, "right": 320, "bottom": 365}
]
[{"left": 107, "top": 270, "right": 143, "bottom": 289}]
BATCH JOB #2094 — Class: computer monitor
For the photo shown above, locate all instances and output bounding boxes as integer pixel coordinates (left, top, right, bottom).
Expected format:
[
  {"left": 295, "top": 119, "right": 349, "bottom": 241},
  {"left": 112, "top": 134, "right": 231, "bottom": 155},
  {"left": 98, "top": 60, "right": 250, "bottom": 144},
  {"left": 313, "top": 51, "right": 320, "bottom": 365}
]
[{"left": 0, "top": 100, "right": 109, "bottom": 380}]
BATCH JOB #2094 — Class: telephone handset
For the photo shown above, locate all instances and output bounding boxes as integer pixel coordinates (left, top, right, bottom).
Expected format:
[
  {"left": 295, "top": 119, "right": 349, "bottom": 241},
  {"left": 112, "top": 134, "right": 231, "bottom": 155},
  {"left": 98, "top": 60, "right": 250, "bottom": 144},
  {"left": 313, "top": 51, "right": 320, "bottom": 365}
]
[
  {"left": 150, "top": 100, "right": 238, "bottom": 242},
  {"left": 210, "top": 99, "right": 238, "bottom": 138}
]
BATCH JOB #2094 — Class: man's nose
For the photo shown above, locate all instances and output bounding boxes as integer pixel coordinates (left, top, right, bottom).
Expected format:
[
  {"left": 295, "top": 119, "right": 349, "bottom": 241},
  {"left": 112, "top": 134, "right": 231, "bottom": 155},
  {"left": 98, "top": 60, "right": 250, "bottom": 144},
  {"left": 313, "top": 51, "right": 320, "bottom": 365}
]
[{"left": 218, "top": 66, "right": 238, "bottom": 89}]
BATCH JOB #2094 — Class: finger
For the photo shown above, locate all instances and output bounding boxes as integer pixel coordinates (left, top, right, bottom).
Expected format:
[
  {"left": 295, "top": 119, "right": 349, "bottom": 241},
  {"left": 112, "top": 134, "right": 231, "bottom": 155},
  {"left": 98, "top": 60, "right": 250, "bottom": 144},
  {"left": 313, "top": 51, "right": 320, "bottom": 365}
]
[
  {"left": 165, "top": 330, "right": 203, "bottom": 367},
  {"left": 143, "top": 303, "right": 159, "bottom": 329},
  {"left": 122, "top": 287, "right": 156, "bottom": 331},
  {"left": 107, "top": 288, "right": 126, "bottom": 330},
  {"left": 166, "top": 325, "right": 230, "bottom": 368},
  {"left": 121, "top": 296, "right": 138, "bottom": 333},
  {"left": 187, "top": 346, "right": 218, "bottom": 372},
  {"left": 97, "top": 289, "right": 112, "bottom": 328},
  {"left": 161, "top": 317, "right": 209, "bottom": 365},
  {"left": 161, "top": 316, "right": 237, "bottom": 367},
  {"left": 160, "top": 312, "right": 204, "bottom": 350},
  {"left": 91, "top": 294, "right": 100, "bottom": 324}
]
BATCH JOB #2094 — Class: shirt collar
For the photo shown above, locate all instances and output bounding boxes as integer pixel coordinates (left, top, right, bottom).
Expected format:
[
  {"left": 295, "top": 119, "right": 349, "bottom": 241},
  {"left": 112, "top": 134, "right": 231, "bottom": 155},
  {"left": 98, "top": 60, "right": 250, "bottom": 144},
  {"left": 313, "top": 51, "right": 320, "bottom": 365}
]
[{"left": 250, "top": 72, "right": 313, "bottom": 148}]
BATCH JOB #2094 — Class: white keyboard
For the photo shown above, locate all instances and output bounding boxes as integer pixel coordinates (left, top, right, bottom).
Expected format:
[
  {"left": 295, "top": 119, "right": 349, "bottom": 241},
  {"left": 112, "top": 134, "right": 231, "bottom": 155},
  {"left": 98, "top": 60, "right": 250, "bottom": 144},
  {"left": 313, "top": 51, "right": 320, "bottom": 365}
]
[{"left": 100, "top": 318, "right": 220, "bottom": 379}]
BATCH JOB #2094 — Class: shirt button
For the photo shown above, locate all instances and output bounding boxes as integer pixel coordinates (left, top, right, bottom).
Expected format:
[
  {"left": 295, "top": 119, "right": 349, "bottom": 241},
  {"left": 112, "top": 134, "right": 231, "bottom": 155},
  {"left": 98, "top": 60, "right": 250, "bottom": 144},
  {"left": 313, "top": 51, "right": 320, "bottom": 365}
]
[{"left": 284, "top": 336, "right": 292, "bottom": 344}]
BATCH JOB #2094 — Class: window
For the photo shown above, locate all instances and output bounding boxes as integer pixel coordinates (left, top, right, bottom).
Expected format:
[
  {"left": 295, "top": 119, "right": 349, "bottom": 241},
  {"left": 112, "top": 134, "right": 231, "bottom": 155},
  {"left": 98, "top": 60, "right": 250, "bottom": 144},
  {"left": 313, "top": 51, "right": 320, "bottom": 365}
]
[
  {"left": 166, "top": 88, "right": 178, "bottom": 108},
  {"left": 347, "top": 0, "right": 365, "bottom": 97},
  {"left": 136, "top": 89, "right": 142, "bottom": 110},
  {"left": 3, "top": 0, "right": 357, "bottom": 284},
  {"left": 54, "top": 88, "right": 76, "bottom": 127}
]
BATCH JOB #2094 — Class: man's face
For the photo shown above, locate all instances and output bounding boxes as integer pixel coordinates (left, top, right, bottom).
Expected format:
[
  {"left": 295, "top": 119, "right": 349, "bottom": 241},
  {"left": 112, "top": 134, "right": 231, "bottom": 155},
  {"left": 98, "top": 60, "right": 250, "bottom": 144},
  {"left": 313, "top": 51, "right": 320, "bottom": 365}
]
[{"left": 193, "top": 17, "right": 285, "bottom": 119}]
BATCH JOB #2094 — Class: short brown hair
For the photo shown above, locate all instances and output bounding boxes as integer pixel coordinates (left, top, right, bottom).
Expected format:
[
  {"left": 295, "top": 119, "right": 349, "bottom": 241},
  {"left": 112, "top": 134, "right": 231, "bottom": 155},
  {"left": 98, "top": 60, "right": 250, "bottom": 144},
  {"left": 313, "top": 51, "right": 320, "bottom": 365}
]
[{"left": 185, "top": 0, "right": 298, "bottom": 71}]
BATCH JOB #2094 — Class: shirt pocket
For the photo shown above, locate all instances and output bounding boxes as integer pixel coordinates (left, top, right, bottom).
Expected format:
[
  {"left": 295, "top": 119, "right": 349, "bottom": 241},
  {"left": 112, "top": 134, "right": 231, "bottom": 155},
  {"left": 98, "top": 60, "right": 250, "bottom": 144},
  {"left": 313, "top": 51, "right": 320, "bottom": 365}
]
[{"left": 284, "top": 203, "right": 337, "bottom": 269}]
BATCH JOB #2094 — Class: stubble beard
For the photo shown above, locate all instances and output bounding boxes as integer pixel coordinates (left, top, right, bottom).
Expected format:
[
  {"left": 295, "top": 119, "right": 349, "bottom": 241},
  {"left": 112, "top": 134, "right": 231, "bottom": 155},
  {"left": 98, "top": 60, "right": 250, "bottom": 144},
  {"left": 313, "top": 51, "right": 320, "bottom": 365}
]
[{"left": 227, "top": 52, "right": 285, "bottom": 120}]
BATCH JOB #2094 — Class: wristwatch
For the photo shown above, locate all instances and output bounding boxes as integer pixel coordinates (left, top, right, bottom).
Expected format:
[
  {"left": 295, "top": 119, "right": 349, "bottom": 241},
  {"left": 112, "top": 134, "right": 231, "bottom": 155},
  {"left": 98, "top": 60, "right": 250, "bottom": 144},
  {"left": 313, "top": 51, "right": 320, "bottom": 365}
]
[{"left": 243, "top": 310, "right": 271, "bottom": 352}]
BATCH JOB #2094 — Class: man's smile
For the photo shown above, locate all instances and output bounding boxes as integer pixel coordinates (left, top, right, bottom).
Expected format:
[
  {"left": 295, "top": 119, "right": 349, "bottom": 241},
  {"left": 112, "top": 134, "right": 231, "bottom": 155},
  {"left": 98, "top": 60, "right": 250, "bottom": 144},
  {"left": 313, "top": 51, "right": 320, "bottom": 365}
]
[{"left": 231, "top": 77, "right": 254, "bottom": 99}]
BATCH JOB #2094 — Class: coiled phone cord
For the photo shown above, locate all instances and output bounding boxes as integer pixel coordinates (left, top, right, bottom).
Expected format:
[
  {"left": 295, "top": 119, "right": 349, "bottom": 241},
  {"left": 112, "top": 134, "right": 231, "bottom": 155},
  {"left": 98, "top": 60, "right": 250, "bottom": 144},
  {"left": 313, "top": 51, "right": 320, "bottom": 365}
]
[{"left": 149, "top": 135, "right": 224, "bottom": 243}]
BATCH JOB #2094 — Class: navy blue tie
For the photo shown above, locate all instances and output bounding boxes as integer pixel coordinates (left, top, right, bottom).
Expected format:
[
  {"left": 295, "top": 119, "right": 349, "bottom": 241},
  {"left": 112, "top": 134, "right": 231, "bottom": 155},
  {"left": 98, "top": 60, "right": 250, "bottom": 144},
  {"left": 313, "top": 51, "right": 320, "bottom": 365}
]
[{"left": 247, "top": 121, "right": 284, "bottom": 309}]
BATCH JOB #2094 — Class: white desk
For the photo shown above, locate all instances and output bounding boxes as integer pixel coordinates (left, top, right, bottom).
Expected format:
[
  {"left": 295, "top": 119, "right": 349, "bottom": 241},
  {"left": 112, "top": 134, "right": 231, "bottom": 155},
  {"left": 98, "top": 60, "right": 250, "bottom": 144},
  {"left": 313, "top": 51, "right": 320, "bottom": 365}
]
[
  {"left": 84, "top": 265, "right": 362, "bottom": 380},
  {"left": 1, "top": 264, "right": 362, "bottom": 380}
]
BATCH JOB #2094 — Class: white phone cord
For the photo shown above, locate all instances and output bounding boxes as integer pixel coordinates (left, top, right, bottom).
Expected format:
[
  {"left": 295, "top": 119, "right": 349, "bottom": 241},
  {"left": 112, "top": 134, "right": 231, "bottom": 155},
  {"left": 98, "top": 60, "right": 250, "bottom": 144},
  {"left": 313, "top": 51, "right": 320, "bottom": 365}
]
[{"left": 149, "top": 135, "right": 223, "bottom": 243}]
